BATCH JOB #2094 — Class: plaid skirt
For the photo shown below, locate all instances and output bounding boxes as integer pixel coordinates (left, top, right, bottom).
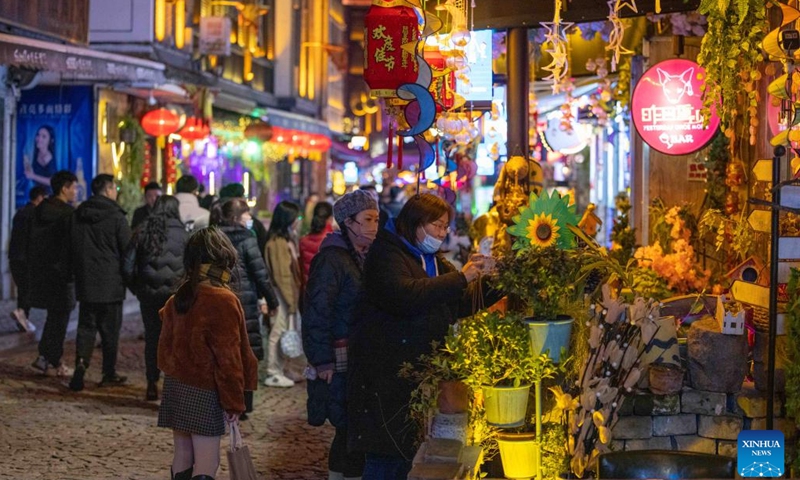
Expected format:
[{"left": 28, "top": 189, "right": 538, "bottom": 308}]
[{"left": 157, "top": 376, "right": 226, "bottom": 437}]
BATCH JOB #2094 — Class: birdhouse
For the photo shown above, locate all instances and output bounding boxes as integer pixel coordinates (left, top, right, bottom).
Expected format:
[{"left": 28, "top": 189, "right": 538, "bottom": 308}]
[
  {"left": 726, "top": 256, "right": 768, "bottom": 287},
  {"left": 715, "top": 295, "right": 745, "bottom": 336}
]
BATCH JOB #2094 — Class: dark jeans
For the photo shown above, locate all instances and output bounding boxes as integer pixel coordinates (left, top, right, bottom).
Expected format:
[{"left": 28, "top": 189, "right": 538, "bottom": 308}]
[
  {"left": 38, "top": 308, "right": 72, "bottom": 367},
  {"left": 330, "top": 426, "right": 365, "bottom": 478},
  {"left": 9, "top": 260, "right": 30, "bottom": 314},
  {"left": 139, "top": 299, "right": 164, "bottom": 383},
  {"left": 75, "top": 301, "right": 123, "bottom": 376},
  {"left": 362, "top": 454, "right": 411, "bottom": 480}
]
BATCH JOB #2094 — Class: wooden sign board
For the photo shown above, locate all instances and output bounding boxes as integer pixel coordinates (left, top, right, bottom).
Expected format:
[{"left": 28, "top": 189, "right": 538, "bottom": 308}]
[
  {"left": 753, "top": 159, "right": 773, "bottom": 182},
  {"left": 748, "top": 210, "right": 771, "bottom": 233},
  {"left": 731, "top": 280, "right": 771, "bottom": 309},
  {"left": 781, "top": 185, "right": 800, "bottom": 209},
  {"left": 779, "top": 237, "right": 800, "bottom": 260}
]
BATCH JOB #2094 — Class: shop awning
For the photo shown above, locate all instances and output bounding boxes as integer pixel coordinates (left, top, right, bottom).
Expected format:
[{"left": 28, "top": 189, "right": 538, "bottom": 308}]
[
  {"left": 0, "top": 32, "right": 165, "bottom": 83},
  {"left": 264, "top": 108, "right": 329, "bottom": 137}
]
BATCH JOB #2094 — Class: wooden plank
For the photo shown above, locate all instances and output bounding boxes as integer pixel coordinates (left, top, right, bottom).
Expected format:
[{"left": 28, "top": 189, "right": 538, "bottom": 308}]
[
  {"left": 781, "top": 185, "right": 800, "bottom": 209},
  {"left": 779, "top": 237, "right": 800, "bottom": 260},
  {"left": 753, "top": 159, "right": 773, "bottom": 182},
  {"left": 748, "top": 210, "right": 772, "bottom": 233},
  {"left": 731, "top": 280, "right": 770, "bottom": 309}
]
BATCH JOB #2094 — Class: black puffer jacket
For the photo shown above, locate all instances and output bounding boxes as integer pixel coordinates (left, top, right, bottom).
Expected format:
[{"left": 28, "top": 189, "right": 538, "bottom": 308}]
[
  {"left": 27, "top": 198, "right": 75, "bottom": 310},
  {"left": 122, "top": 217, "right": 189, "bottom": 304},
  {"left": 71, "top": 195, "right": 132, "bottom": 303},
  {"left": 347, "top": 225, "right": 502, "bottom": 459},
  {"left": 303, "top": 232, "right": 363, "bottom": 427},
  {"left": 220, "top": 225, "right": 279, "bottom": 360}
]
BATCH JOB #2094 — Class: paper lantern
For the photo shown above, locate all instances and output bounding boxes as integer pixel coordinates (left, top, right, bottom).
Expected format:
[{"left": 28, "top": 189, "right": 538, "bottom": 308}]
[
  {"left": 244, "top": 121, "right": 273, "bottom": 142},
  {"left": 180, "top": 116, "right": 210, "bottom": 141},
  {"left": 423, "top": 49, "right": 456, "bottom": 110},
  {"left": 363, "top": 1, "right": 419, "bottom": 97},
  {"left": 141, "top": 108, "right": 180, "bottom": 138}
]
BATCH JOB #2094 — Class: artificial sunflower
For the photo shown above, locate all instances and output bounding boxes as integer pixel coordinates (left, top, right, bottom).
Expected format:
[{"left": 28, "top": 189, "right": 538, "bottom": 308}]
[{"left": 507, "top": 190, "right": 579, "bottom": 250}]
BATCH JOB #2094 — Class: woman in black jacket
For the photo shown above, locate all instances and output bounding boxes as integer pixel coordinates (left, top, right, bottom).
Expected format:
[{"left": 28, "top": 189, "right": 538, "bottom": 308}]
[
  {"left": 212, "top": 198, "right": 280, "bottom": 418},
  {"left": 303, "top": 190, "right": 379, "bottom": 480},
  {"left": 123, "top": 195, "right": 188, "bottom": 401},
  {"left": 348, "top": 193, "right": 500, "bottom": 480}
]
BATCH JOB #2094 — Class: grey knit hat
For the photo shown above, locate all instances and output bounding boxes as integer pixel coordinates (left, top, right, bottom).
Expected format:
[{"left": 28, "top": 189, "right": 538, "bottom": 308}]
[{"left": 334, "top": 190, "right": 379, "bottom": 226}]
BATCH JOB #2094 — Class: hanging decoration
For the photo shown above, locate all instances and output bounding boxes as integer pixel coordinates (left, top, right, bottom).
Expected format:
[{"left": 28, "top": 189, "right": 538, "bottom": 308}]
[
  {"left": 606, "top": 0, "right": 637, "bottom": 72},
  {"left": 141, "top": 142, "right": 152, "bottom": 188},
  {"left": 507, "top": 190, "right": 579, "bottom": 250},
  {"left": 141, "top": 107, "right": 181, "bottom": 148},
  {"left": 363, "top": 1, "right": 421, "bottom": 98},
  {"left": 180, "top": 116, "right": 211, "bottom": 142},
  {"left": 244, "top": 120, "right": 274, "bottom": 142},
  {"left": 541, "top": 0, "right": 573, "bottom": 93}
]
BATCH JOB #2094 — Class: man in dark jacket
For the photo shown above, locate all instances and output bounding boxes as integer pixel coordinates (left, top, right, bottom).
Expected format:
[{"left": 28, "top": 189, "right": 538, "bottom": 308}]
[
  {"left": 9, "top": 185, "right": 47, "bottom": 332},
  {"left": 69, "top": 174, "right": 132, "bottom": 392},
  {"left": 28, "top": 172, "right": 77, "bottom": 377},
  {"left": 130, "top": 181, "right": 162, "bottom": 230}
]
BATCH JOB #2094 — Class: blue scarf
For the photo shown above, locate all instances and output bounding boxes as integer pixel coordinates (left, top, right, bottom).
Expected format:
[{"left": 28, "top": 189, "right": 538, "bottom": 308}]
[{"left": 385, "top": 219, "right": 438, "bottom": 278}]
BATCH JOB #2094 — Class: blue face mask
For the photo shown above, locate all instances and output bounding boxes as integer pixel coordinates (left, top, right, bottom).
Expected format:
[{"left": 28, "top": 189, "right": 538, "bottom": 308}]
[
  {"left": 245, "top": 219, "right": 254, "bottom": 230},
  {"left": 418, "top": 233, "right": 443, "bottom": 254}
]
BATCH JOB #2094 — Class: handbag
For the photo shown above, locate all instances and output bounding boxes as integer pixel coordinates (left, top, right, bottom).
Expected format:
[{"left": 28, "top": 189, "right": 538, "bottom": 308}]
[
  {"left": 227, "top": 421, "right": 260, "bottom": 480},
  {"left": 280, "top": 313, "right": 304, "bottom": 359}
]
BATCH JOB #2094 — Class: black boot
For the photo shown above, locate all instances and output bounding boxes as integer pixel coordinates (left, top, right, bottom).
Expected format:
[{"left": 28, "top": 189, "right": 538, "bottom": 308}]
[
  {"left": 171, "top": 467, "right": 192, "bottom": 480},
  {"left": 98, "top": 373, "right": 127, "bottom": 387},
  {"left": 190, "top": 476, "right": 214, "bottom": 480},
  {"left": 69, "top": 360, "right": 87, "bottom": 392},
  {"left": 146, "top": 380, "right": 159, "bottom": 401}
]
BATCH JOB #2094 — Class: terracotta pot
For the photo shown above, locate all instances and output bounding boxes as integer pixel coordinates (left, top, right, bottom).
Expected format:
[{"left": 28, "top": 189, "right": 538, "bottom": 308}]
[
  {"left": 649, "top": 363, "right": 685, "bottom": 395},
  {"left": 438, "top": 380, "right": 470, "bottom": 414}
]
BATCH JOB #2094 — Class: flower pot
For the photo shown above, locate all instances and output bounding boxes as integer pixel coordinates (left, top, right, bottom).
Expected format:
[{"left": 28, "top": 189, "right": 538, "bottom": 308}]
[
  {"left": 438, "top": 380, "right": 470, "bottom": 414},
  {"left": 497, "top": 432, "right": 539, "bottom": 479},
  {"left": 649, "top": 363, "right": 685, "bottom": 395},
  {"left": 482, "top": 384, "right": 531, "bottom": 428},
  {"left": 525, "top": 316, "right": 574, "bottom": 364}
]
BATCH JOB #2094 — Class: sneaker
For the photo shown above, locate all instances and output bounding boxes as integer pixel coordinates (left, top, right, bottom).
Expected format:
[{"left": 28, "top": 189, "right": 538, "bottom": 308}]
[
  {"left": 263, "top": 374, "right": 294, "bottom": 388},
  {"left": 30, "top": 356, "right": 48, "bottom": 374},
  {"left": 50, "top": 363, "right": 74, "bottom": 377},
  {"left": 98, "top": 374, "right": 127, "bottom": 387},
  {"left": 69, "top": 364, "right": 86, "bottom": 392}
]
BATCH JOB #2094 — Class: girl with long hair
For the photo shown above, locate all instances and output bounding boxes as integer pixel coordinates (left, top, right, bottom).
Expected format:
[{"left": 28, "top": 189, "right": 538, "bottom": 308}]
[
  {"left": 210, "top": 197, "right": 279, "bottom": 419},
  {"left": 24, "top": 125, "right": 57, "bottom": 189},
  {"left": 264, "top": 200, "right": 302, "bottom": 387},
  {"left": 158, "top": 228, "right": 258, "bottom": 480},
  {"left": 123, "top": 195, "right": 189, "bottom": 401}
]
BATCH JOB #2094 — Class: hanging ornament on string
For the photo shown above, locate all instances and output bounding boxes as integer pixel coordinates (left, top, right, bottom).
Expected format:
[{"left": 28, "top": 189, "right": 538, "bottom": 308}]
[
  {"left": 541, "top": 0, "right": 573, "bottom": 93},
  {"left": 606, "top": 0, "right": 637, "bottom": 72}
]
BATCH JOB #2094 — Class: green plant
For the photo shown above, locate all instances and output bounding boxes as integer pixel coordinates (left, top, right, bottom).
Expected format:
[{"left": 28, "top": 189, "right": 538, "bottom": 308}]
[
  {"left": 610, "top": 193, "right": 636, "bottom": 265},
  {"left": 785, "top": 268, "right": 800, "bottom": 472},
  {"left": 703, "top": 133, "right": 731, "bottom": 211},
  {"left": 493, "top": 246, "right": 584, "bottom": 321},
  {"left": 697, "top": 0, "right": 766, "bottom": 154},
  {"left": 117, "top": 115, "right": 146, "bottom": 220}
]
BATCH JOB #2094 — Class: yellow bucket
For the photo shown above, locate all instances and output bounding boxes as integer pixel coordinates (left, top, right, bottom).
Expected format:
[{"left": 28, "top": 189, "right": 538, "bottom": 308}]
[
  {"left": 497, "top": 432, "right": 540, "bottom": 479},
  {"left": 482, "top": 384, "right": 531, "bottom": 428}
]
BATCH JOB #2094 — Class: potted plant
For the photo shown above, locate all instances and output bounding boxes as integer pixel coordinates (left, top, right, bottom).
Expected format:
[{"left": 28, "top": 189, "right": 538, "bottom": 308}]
[{"left": 446, "top": 311, "right": 551, "bottom": 428}]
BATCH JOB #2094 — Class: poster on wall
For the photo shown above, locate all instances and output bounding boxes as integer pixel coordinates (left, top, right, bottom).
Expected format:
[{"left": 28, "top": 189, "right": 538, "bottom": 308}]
[{"left": 15, "top": 86, "right": 93, "bottom": 209}]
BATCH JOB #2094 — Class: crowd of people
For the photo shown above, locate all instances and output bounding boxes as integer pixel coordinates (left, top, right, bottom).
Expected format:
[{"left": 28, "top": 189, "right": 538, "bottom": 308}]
[{"left": 8, "top": 173, "right": 498, "bottom": 480}]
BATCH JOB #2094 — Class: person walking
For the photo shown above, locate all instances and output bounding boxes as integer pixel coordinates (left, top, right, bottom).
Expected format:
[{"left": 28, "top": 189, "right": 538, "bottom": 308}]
[
  {"left": 211, "top": 197, "right": 279, "bottom": 418},
  {"left": 264, "top": 200, "right": 302, "bottom": 388},
  {"left": 175, "top": 175, "right": 210, "bottom": 231},
  {"left": 69, "top": 174, "right": 132, "bottom": 392},
  {"left": 347, "top": 194, "right": 501, "bottom": 479},
  {"left": 131, "top": 181, "right": 163, "bottom": 230},
  {"left": 158, "top": 228, "right": 258, "bottom": 480},
  {"left": 28, "top": 171, "right": 78, "bottom": 376},
  {"left": 218, "top": 183, "right": 269, "bottom": 256},
  {"left": 298, "top": 201, "right": 333, "bottom": 303},
  {"left": 9, "top": 185, "right": 47, "bottom": 332},
  {"left": 303, "top": 190, "right": 379, "bottom": 480},
  {"left": 123, "top": 195, "right": 188, "bottom": 401}
]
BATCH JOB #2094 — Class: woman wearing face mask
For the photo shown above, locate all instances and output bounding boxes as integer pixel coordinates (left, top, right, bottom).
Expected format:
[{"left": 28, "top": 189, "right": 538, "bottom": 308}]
[
  {"left": 303, "top": 191, "right": 378, "bottom": 480},
  {"left": 211, "top": 198, "right": 279, "bottom": 419},
  {"left": 348, "top": 193, "right": 502, "bottom": 480}
]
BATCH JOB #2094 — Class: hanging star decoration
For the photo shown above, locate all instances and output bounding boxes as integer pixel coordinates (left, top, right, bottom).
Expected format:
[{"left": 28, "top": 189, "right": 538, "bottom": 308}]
[
  {"left": 541, "top": 0, "right": 573, "bottom": 94},
  {"left": 507, "top": 190, "right": 579, "bottom": 250},
  {"left": 606, "top": 0, "right": 637, "bottom": 72}
]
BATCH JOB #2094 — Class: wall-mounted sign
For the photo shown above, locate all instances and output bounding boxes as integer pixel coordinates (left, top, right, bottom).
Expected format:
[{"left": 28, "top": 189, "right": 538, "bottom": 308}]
[
  {"left": 631, "top": 59, "right": 720, "bottom": 156},
  {"left": 0, "top": 0, "right": 89, "bottom": 44},
  {"left": 457, "top": 29, "right": 493, "bottom": 102},
  {"left": 199, "top": 17, "right": 232, "bottom": 56}
]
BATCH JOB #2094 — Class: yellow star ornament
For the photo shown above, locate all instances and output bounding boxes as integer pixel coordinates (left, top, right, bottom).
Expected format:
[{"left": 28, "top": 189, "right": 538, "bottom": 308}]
[{"left": 526, "top": 212, "right": 561, "bottom": 248}]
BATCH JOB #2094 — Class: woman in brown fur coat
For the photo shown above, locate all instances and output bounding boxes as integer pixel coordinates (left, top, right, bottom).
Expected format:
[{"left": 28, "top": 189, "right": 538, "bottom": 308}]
[{"left": 158, "top": 228, "right": 258, "bottom": 480}]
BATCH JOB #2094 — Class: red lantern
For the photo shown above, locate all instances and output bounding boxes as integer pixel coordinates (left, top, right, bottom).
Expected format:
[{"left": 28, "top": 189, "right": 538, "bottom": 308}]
[
  {"left": 424, "top": 49, "right": 456, "bottom": 110},
  {"left": 364, "top": 0, "right": 420, "bottom": 98},
  {"left": 180, "top": 116, "right": 210, "bottom": 141},
  {"left": 244, "top": 121, "right": 273, "bottom": 142},
  {"left": 140, "top": 142, "right": 152, "bottom": 188},
  {"left": 141, "top": 108, "right": 181, "bottom": 137}
]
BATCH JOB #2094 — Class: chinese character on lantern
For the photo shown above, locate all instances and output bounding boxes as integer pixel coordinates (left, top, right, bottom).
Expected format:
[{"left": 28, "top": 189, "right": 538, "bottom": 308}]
[{"left": 363, "top": 0, "right": 420, "bottom": 98}]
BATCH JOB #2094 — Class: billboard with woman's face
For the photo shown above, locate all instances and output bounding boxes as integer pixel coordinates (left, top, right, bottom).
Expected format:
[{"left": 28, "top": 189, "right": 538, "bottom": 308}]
[{"left": 15, "top": 86, "right": 93, "bottom": 208}]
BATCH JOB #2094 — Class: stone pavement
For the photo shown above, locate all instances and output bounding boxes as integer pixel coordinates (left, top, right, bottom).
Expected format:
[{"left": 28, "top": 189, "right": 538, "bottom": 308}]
[{"left": 0, "top": 310, "right": 334, "bottom": 480}]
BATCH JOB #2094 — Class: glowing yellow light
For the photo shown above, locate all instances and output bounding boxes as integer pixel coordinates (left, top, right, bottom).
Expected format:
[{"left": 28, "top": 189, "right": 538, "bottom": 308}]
[
  {"left": 155, "top": 0, "right": 167, "bottom": 42},
  {"left": 174, "top": 0, "right": 186, "bottom": 48},
  {"left": 209, "top": 171, "right": 216, "bottom": 195},
  {"left": 244, "top": 50, "right": 254, "bottom": 82},
  {"left": 243, "top": 171, "right": 250, "bottom": 197}
]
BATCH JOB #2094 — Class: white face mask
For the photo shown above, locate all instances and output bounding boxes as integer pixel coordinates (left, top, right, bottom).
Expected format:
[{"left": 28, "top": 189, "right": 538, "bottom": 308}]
[
  {"left": 418, "top": 233, "right": 443, "bottom": 254},
  {"left": 245, "top": 219, "right": 254, "bottom": 230}
]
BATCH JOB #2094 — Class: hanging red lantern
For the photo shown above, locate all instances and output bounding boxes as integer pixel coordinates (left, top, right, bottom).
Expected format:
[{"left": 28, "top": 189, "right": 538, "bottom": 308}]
[
  {"left": 141, "top": 108, "right": 181, "bottom": 137},
  {"left": 180, "top": 116, "right": 210, "bottom": 142},
  {"left": 244, "top": 121, "right": 273, "bottom": 142},
  {"left": 423, "top": 49, "right": 456, "bottom": 110},
  {"left": 363, "top": 0, "right": 420, "bottom": 98}
]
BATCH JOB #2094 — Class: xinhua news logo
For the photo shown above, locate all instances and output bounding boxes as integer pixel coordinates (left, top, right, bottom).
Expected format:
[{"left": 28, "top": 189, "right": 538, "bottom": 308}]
[{"left": 738, "top": 430, "right": 785, "bottom": 478}]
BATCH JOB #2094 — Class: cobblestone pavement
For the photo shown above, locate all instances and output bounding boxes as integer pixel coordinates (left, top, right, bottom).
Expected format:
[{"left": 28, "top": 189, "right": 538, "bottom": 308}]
[{"left": 0, "top": 313, "right": 334, "bottom": 480}]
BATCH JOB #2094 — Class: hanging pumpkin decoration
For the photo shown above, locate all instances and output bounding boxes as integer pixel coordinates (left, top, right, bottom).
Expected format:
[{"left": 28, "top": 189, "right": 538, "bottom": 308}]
[
  {"left": 244, "top": 121, "right": 273, "bottom": 142},
  {"left": 363, "top": 0, "right": 420, "bottom": 98},
  {"left": 180, "top": 116, "right": 210, "bottom": 142},
  {"left": 141, "top": 108, "right": 181, "bottom": 147}
]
